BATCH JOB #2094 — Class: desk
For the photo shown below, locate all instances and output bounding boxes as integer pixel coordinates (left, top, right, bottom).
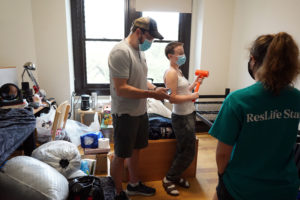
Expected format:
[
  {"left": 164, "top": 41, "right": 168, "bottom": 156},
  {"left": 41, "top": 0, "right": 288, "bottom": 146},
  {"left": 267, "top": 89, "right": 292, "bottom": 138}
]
[
  {"left": 78, "top": 109, "right": 102, "bottom": 125},
  {"left": 33, "top": 100, "right": 55, "bottom": 117}
]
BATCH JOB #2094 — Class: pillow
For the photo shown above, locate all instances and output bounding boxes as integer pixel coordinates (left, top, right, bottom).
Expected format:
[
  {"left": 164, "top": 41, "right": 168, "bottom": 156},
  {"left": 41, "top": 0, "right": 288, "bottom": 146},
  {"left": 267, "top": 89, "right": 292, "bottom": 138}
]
[
  {"left": 147, "top": 98, "right": 172, "bottom": 118},
  {"left": 32, "top": 140, "right": 81, "bottom": 178},
  {"left": 0, "top": 156, "right": 68, "bottom": 200}
]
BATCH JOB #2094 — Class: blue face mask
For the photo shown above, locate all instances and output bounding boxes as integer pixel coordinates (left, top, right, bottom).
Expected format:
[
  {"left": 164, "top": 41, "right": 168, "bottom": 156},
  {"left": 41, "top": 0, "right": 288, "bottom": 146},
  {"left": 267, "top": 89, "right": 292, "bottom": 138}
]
[
  {"left": 139, "top": 39, "right": 152, "bottom": 51},
  {"left": 176, "top": 54, "right": 186, "bottom": 66}
]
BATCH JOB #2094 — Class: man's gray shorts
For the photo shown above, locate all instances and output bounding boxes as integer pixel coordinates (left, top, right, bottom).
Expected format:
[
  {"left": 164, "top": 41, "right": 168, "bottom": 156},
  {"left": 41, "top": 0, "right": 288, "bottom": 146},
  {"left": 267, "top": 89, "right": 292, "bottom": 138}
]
[{"left": 112, "top": 113, "right": 149, "bottom": 158}]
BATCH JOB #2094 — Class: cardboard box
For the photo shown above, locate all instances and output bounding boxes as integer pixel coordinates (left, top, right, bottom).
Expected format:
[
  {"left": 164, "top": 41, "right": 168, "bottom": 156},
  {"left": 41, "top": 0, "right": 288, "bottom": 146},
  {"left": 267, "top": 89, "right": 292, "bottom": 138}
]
[
  {"left": 95, "top": 153, "right": 108, "bottom": 175},
  {"left": 82, "top": 153, "right": 108, "bottom": 175}
]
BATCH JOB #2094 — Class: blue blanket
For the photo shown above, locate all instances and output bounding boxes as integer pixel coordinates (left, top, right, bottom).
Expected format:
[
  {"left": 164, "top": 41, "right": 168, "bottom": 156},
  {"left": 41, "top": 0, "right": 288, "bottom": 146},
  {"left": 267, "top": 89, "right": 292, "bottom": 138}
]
[{"left": 0, "top": 108, "right": 36, "bottom": 164}]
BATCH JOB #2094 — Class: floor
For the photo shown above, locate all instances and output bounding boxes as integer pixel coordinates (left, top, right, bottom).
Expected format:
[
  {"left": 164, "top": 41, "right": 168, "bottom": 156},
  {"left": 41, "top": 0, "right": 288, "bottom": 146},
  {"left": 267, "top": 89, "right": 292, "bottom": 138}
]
[
  {"left": 13, "top": 133, "right": 218, "bottom": 200},
  {"left": 128, "top": 134, "right": 218, "bottom": 200}
]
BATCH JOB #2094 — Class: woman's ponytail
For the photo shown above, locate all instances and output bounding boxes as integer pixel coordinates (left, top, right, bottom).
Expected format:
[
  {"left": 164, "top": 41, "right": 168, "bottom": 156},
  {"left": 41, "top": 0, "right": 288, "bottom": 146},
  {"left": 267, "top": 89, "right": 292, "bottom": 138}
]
[{"left": 257, "top": 32, "right": 300, "bottom": 95}]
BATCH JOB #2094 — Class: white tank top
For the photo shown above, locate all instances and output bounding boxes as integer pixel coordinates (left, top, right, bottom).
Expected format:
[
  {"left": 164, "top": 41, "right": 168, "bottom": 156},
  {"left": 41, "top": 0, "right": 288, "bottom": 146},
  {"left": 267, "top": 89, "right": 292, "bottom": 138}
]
[{"left": 172, "top": 75, "right": 195, "bottom": 115}]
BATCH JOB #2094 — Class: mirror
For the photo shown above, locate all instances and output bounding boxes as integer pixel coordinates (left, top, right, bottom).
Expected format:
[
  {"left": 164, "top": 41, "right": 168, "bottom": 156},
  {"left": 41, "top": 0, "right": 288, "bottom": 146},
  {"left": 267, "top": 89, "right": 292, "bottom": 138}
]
[{"left": 0, "top": 83, "right": 21, "bottom": 101}]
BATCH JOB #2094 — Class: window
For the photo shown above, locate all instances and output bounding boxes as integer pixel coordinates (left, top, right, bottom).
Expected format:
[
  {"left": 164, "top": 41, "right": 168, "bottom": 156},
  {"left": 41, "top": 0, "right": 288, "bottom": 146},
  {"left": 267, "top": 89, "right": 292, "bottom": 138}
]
[
  {"left": 142, "top": 12, "right": 179, "bottom": 83},
  {"left": 85, "top": 0, "right": 124, "bottom": 84},
  {"left": 71, "top": 0, "right": 191, "bottom": 95}
]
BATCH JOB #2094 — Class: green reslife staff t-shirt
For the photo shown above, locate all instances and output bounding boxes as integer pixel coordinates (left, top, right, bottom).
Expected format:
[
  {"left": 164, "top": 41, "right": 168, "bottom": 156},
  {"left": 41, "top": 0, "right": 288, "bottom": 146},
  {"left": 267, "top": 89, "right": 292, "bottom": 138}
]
[{"left": 209, "top": 82, "right": 300, "bottom": 200}]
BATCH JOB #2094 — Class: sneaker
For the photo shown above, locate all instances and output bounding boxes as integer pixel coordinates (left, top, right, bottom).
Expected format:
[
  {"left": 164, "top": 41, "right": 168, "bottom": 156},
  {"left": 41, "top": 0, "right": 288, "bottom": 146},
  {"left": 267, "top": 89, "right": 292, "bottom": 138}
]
[
  {"left": 115, "top": 191, "right": 131, "bottom": 200},
  {"left": 126, "top": 181, "right": 156, "bottom": 196}
]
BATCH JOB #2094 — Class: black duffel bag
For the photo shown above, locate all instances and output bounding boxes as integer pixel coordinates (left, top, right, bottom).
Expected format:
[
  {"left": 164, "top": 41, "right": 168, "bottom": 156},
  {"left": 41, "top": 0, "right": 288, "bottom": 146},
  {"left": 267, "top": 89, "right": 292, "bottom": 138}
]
[{"left": 68, "top": 176, "right": 104, "bottom": 200}]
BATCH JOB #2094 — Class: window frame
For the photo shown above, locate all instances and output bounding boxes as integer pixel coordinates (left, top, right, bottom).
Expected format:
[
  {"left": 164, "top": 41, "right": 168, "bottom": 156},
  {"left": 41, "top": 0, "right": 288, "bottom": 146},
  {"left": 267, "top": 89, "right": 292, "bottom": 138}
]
[{"left": 70, "top": 0, "right": 191, "bottom": 95}]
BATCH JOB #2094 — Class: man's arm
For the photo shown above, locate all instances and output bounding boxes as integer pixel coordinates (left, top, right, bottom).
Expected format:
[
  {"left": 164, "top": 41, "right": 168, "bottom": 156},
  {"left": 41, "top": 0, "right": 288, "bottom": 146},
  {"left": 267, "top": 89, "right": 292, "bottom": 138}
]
[
  {"left": 147, "top": 80, "right": 156, "bottom": 90},
  {"left": 112, "top": 78, "right": 169, "bottom": 100},
  {"left": 216, "top": 140, "right": 233, "bottom": 174}
]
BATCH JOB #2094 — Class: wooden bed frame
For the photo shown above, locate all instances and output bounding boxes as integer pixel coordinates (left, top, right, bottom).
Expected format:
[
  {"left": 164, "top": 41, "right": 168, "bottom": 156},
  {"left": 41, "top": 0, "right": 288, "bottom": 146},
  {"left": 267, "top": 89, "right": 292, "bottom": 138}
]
[
  {"left": 195, "top": 88, "right": 230, "bottom": 132},
  {"left": 121, "top": 89, "right": 230, "bottom": 182},
  {"left": 121, "top": 138, "right": 198, "bottom": 182}
]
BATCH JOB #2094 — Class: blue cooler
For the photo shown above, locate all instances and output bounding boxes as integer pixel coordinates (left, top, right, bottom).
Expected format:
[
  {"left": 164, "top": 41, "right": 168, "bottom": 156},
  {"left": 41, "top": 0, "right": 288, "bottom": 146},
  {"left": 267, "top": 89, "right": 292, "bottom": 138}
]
[{"left": 80, "top": 131, "right": 103, "bottom": 148}]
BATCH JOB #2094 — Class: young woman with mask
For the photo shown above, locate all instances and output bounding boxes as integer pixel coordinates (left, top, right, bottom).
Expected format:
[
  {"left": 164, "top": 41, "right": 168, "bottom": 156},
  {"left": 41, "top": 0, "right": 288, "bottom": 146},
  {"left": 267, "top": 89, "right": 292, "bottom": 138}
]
[
  {"left": 210, "top": 32, "right": 300, "bottom": 200},
  {"left": 162, "top": 41, "right": 204, "bottom": 196}
]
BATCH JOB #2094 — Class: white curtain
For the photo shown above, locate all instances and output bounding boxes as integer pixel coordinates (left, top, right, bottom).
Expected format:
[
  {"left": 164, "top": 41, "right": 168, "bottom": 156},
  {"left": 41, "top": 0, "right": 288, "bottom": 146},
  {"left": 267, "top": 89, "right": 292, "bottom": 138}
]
[{"left": 135, "top": 0, "right": 193, "bottom": 13}]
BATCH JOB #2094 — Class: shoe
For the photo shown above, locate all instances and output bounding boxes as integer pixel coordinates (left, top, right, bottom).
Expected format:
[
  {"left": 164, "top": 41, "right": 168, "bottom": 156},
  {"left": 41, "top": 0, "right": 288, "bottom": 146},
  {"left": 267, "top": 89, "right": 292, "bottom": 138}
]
[
  {"left": 126, "top": 181, "right": 156, "bottom": 196},
  {"left": 174, "top": 177, "right": 190, "bottom": 188},
  {"left": 162, "top": 177, "right": 179, "bottom": 196},
  {"left": 115, "top": 191, "right": 131, "bottom": 200}
]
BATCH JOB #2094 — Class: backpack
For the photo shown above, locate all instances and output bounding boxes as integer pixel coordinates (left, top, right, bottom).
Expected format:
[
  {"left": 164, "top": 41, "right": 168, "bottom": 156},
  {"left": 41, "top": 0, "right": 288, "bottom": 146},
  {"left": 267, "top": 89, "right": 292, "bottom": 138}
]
[{"left": 68, "top": 176, "right": 104, "bottom": 200}]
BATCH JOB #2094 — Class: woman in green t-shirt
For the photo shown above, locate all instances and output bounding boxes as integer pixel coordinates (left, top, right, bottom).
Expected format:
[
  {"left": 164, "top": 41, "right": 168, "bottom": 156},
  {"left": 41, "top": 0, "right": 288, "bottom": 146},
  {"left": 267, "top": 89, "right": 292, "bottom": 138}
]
[{"left": 210, "top": 32, "right": 300, "bottom": 200}]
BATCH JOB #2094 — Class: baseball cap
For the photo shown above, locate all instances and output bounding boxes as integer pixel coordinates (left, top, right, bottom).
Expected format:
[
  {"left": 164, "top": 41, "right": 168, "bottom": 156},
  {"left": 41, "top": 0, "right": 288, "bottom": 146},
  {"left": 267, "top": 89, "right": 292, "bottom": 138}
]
[{"left": 133, "top": 17, "right": 164, "bottom": 40}]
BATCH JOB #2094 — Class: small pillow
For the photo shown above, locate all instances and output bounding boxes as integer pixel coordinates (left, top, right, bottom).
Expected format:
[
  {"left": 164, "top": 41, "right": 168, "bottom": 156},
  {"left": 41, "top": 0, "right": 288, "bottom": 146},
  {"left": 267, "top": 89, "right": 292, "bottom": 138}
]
[
  {"left": 0, "top": 156, "right": 68, "bottom": 200},
  {"left": 147, "top": 98, "right": 172, "bottom": 118}
]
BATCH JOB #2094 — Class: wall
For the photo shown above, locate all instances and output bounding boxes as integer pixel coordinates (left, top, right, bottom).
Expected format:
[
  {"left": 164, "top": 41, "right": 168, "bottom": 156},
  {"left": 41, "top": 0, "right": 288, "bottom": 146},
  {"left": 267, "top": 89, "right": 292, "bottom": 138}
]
[
  {"left": 31, "top": 0, "right": 74, "bottom": 104},
  {"left": 190, "top": 0, "right": 235, "bottom": 95},
  {"left": 189, "top": 0, "right": 203, "bottom": 83},
  {"left": 2, "top": 0, "right": 300, "bottom": 104},
  {"left": 30, "top": 0, "right": 236, "bottom": 101},
  {"left": 0, "top": 0, "right": 37, "bottom": 86},
  {"left": 228, "top": 0, "right": 300, "bottom": 91},
  {"left": 0, "top": 0, "right": 73, "bottom": 104}
]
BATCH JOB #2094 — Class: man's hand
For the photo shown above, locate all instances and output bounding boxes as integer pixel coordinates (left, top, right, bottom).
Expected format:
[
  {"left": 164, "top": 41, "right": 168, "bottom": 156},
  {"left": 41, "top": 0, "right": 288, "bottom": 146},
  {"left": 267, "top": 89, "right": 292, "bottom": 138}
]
[{"left": 152, "top": 87, "right": 170, "bottom": 101}]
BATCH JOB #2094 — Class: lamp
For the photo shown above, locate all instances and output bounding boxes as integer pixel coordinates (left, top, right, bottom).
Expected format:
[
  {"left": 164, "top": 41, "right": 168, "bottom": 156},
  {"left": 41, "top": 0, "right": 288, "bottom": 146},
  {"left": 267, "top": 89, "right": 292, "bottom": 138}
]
[
  {"left": 21, "top": 62, "right": 47, "bottom": 103},
  {"left": 22, "top": 62, "right": 40, "bottom": 94}
]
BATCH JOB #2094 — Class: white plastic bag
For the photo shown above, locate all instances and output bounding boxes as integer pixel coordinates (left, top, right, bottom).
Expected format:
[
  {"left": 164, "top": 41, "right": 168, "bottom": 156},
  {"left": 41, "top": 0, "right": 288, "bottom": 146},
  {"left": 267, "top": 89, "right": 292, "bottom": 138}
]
[
  {"left": 65, "top": 119, "right": 93, "bottom": 146},
  {"left": 67, "top": 169, "right": 87, "bottom": 179},
  {"left": 89, "top": 112, "right": 100, "bottom": 132},
  {"left": 36, "top": 106, "right": 56, "bottom": 143},
  {"left": 147, "top": 98, "right": 172, "bottom": 118},
  {"left": 65, "top": 113, "right": 101, "bottom": 146}
]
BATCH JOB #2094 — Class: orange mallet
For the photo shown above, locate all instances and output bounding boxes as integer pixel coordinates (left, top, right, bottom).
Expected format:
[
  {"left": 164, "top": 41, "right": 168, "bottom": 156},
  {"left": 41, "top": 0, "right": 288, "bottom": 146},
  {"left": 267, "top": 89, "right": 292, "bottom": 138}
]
[{"left": 194, "top": 70, "right": 209, "bottom": 92}]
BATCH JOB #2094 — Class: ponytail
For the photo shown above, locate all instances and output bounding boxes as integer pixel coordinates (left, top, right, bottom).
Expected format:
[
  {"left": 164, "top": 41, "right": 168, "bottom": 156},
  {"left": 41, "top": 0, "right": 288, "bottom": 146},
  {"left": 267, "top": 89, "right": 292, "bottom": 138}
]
[{"left": 256, "top": 32, "right": 300, "bottom": 95}]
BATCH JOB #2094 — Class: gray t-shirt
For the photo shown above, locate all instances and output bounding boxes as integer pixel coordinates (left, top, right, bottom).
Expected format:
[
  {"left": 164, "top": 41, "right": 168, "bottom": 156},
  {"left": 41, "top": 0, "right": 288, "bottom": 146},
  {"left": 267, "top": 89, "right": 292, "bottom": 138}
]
[{"left": 108, "top": 39, "right": 148, "bottom": 116}]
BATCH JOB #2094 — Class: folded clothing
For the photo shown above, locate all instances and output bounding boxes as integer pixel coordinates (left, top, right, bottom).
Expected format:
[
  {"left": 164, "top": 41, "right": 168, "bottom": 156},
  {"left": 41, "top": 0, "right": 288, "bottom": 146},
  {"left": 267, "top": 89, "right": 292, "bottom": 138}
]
[{"left": 148, "top": 114, "right": 175, "bottom": 140}]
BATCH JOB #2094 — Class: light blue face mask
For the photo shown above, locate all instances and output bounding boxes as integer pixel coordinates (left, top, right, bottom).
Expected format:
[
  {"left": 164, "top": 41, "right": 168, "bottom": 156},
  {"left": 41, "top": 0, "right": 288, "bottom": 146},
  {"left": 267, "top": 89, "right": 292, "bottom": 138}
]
[
  {"left": 176, "top": 54, "right": 186, "bottom": 66},
  {"left": 139, "top": 39, "right": 152, "bottom": 51}
]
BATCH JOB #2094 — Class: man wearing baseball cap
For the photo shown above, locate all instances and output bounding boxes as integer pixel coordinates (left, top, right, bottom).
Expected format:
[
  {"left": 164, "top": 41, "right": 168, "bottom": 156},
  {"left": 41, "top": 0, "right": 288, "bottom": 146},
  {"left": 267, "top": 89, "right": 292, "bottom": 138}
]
[
  {"left": 108, "top": 17, "right": 169, "bottom": 200},
  {"left": 133, "top": 16, "right": 164, "bottom": 40}
]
